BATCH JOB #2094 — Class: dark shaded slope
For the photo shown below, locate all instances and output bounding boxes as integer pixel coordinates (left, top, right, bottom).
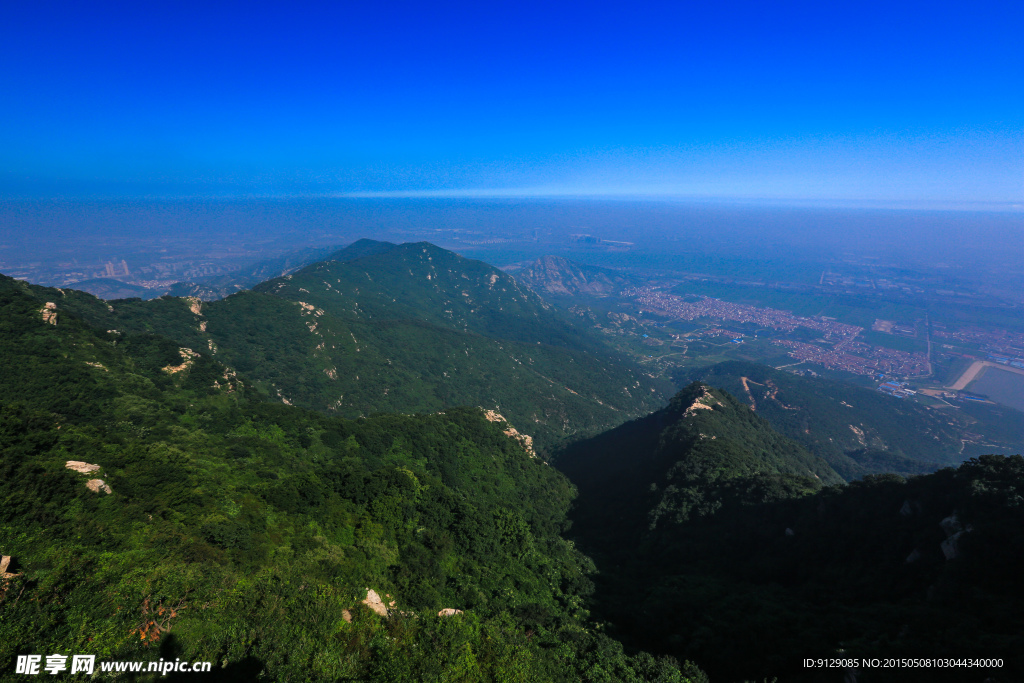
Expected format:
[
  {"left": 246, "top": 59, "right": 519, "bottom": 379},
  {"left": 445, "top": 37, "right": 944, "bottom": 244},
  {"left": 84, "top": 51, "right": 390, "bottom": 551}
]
[
  {"left": 575, "top": 460, "right": 1024, "bottom": 683},
  {"left": 558, "top": 382, "right": 842, "bottom": 547},
  {"left": 556, "top": 370, "right": 1024, "bottom": 682}
]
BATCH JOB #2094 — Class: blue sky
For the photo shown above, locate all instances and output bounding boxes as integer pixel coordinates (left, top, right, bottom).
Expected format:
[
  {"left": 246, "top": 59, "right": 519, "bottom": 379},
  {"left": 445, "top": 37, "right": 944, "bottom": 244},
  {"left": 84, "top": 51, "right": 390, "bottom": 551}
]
[{"left": 1, "top": 1, "right": 1021, "bottom": 204}]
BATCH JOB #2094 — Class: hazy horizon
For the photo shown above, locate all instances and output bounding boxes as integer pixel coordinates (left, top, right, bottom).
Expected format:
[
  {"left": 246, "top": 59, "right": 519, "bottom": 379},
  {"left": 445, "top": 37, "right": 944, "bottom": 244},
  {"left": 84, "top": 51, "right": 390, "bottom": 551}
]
[{"left": 3, "top": 197, "right": 1022, "bottom": 304}]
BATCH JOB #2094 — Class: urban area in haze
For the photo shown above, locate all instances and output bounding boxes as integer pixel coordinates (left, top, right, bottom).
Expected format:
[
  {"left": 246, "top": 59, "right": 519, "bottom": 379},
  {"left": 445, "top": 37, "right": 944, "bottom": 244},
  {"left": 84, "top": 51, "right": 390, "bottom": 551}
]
[{"left": 1, "top": 2, "right": 1022, "bottom": 682}]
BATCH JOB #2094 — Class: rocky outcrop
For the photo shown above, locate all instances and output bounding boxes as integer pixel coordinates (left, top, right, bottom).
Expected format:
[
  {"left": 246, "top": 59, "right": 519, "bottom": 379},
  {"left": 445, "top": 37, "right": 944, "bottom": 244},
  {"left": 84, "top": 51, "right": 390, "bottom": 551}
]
[
  {"left": 186, "top": 297, "right": 203, "bottom": 316},
  {"left": 350, "top": 589, "right": 463, "bottom": 621},
  {"left": 682, "top": 386, "right": 723, "bottom": 417},
  {"left": 211, "top": 368, "right": 240, "bottom": 393},
  {"left": 361, "top": 589, "right": 395, "bottom": 617},
  {"left": 0, "top": 555, "right": 18, "bottom": 580},
  {"left": 939, "top": 513, "right": 971, "bottom": 560},
  {"left": 40, "top": 302, "right": 57, "bottom": 325},
  {"left": 482, "top": 409, "right": 536, "bottom": 457},
  {"left": 86, "top": 479, "right": 113, "bottom": 494},
  {"left": 940, "top": 534, "right": 963, "bottom": 560},
  {"left": 65, "top": 461, "right": 101, "bottom": 475},
  {"left": 66, "top": 461, "right": 111, "bottom": 493},
  {"left": 162, "top": 348, "right": 200, "bottom": 374},
  {"left": 939, "top": 513, "right": 961, "bottom": 537},
  {"left": 849, "top": 424, "right": 867, "bottom": 446}
]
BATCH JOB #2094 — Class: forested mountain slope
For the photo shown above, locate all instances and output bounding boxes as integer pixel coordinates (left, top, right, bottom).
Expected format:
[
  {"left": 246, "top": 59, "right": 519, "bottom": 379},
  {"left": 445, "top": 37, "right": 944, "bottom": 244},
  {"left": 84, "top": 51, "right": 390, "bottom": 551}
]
[
  {"left": 0, "top": 273, "right": 701, "bottom": 681},
  {"left": 557, "top": 382, "right": 843, "bottom": 542},
  {"left": 42, "top": 242, "right": 671, "bottom": 453},
  {"left": 262, "top": 241, "right": 608, "bottom": 351}
]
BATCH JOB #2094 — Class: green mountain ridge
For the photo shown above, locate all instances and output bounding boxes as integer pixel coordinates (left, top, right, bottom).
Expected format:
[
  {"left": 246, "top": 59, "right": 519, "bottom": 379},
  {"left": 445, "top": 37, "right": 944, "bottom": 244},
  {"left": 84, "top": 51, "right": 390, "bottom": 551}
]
[
  {"left": 30, "top": 241, "right": 671, "bottom": 453},
  {"left": 325, "top": 237, "right": 401, "bottom": 262}
]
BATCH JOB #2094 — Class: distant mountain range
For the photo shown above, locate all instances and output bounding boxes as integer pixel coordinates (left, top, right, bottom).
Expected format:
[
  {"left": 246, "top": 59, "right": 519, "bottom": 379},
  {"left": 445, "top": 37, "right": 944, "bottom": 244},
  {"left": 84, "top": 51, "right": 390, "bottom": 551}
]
[{"left": 165, "top": 242, "right": 392, "bottom": 299}]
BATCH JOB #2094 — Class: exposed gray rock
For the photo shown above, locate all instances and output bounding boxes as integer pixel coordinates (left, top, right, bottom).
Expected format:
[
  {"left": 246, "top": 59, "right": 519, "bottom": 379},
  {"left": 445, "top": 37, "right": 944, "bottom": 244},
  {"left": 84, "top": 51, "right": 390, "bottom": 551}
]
[
  {"left": 40, "top": 302, "right": 57, "bottom": 325},
  {"left": 941, "top": 531, "right": 964, "bottom": 560},
  {"left": 940, "top": 513, "right": 961, "bottom": 538}
]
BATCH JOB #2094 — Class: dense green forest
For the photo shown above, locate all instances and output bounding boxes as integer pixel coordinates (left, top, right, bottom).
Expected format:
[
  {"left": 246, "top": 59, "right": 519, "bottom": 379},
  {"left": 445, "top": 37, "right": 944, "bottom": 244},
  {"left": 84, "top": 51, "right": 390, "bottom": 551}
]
[
  {"left": 0, "top": 274, "right": 701, "bottom": 681},
  {"left": 557, "top": 383, "right": 1024, "bottom": 682},
  {"left": 49, "top": 242, "right": 670, "bottom": 453}
]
